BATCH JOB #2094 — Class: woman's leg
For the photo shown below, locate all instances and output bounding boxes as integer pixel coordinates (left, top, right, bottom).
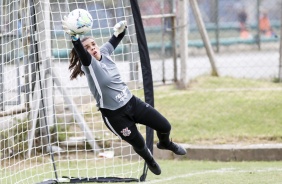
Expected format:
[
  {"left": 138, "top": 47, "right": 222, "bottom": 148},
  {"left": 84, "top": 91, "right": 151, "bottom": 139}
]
[
  {"left": 129, "top": 96, "right": 186, "bottom": 155},
  {"left": 129, "top": 96, "right": 171, "bottom": 145},
  {"left": 126, "top": 131, "right": 161, "bottom": 175},
  {"left": 101, "top": 113, "right": 161, "bottom": 175}
]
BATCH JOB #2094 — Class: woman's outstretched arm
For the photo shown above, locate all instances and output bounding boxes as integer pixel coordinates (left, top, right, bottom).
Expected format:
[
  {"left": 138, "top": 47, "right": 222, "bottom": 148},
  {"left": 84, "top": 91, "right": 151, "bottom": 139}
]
[
  {"left": 108, "top": 29, "right": 126, "bottom": 49},
  {"left": 72, "top": 39, "right": 92, "bottom": 66}
]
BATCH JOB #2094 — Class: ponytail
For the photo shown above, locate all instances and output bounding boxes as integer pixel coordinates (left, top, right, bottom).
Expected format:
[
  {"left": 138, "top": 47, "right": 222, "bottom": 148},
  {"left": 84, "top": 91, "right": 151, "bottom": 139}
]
[
  {"left": 69, "top": 48, "right": 84, "bottom": 80},
  {"left": 69, "top": 37, "right": 93, "bottom": 80}
]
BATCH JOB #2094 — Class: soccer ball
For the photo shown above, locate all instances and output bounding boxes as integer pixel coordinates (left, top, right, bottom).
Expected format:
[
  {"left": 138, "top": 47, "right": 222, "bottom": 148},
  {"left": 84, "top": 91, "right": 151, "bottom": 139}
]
[{"left": 67, "top": 9, "right": 93, "bottom": 34}]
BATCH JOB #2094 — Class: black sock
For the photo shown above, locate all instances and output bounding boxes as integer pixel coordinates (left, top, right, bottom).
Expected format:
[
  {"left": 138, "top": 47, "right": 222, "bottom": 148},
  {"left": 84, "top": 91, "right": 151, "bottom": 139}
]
[
  {"left": 133, "top": 146, "right": 153, "bottom": 162},
  {"left": 157, "top": 132, "right": 171, "bottom": 146}
]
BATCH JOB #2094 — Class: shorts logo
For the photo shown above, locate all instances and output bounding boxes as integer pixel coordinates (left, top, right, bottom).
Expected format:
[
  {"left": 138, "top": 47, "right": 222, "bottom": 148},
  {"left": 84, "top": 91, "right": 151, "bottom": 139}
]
[{"left": 121, "top": 127, "right": 131, "bottom": 137}]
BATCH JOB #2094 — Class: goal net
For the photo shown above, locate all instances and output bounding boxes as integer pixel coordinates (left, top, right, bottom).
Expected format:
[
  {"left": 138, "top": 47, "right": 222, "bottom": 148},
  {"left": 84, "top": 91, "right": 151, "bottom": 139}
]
[{"left": 0, "top": 0, "right": 152, "bottom": 183}]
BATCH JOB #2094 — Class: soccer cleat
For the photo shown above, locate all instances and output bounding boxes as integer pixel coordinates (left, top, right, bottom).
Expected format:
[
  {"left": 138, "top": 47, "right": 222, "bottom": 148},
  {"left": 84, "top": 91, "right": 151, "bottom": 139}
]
[
  {"left": 134, "top": 147, "right": 161, "bottom": 175},
  {"left": 157, "top": 141, "right": 187, "bottom": 155},
  {"left": 146, "top": 157, "right": 161, "bottom": 175}
]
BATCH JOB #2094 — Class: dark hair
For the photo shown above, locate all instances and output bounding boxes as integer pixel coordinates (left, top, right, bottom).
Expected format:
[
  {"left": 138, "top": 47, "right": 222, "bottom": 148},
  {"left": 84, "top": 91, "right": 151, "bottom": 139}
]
[{"left": 69, "top": 37, "right": 92, "bottom": 80}]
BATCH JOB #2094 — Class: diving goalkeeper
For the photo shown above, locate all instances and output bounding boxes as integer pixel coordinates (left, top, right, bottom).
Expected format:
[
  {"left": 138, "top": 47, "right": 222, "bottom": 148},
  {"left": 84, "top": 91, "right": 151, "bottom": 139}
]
[{"left": 62, "top": 18, "right": 186, "bottom": 175}]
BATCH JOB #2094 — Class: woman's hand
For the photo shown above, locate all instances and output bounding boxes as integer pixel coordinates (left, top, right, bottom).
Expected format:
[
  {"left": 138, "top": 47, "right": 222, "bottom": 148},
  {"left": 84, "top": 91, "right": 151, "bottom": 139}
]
[
  {"left": 62, "top": 16, "right": 80, "bottom": 41},
  {"left": 113, "top": 21, "right": 127, "bottom": 37}
]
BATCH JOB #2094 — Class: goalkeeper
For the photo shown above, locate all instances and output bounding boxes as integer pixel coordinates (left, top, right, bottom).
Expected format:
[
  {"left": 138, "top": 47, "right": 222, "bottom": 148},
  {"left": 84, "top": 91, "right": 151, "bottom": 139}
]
[{"left": 62, "top": 18, "right": 186, "bottom": 175}]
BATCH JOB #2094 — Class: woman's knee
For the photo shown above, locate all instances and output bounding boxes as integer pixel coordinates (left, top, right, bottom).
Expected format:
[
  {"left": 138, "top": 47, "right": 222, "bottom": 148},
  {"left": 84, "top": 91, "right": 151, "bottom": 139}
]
[{"left": 158, "top": 120, "right": 171, "bottom": 133}]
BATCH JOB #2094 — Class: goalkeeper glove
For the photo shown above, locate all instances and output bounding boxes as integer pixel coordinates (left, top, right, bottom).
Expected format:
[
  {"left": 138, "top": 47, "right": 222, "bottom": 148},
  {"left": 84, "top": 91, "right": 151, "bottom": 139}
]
[
  {"left": 62, "top": 15, "right": 80, "bottom": 41},
  {"left": 113, "top": 20, "right": 127, "bottom": 37}
]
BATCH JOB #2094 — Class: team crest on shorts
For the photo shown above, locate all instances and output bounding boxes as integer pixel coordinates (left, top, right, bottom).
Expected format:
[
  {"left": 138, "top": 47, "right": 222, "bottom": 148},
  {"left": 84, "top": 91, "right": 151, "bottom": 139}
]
[{"left": 121, "top": 127, "right": 131, "bottom": 137}]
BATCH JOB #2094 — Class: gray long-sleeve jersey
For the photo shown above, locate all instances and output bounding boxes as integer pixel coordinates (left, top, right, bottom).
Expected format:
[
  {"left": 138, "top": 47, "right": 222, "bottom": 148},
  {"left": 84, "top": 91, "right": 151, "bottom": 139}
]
[{"left": 80, "top": 41, "right": 132, "bottom": 110}]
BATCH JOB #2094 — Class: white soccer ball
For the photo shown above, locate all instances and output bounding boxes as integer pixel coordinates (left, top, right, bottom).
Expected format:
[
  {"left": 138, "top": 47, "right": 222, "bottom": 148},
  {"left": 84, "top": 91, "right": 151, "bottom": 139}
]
[{"left": 67, "top": 9, "right": 93, "bottom": 34}]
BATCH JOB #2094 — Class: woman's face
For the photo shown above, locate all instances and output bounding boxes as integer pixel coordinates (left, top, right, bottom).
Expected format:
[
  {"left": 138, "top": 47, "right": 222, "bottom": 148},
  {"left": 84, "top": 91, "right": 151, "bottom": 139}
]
[{"left": 82, "top": 38, "right": 101, "bottom": 60}]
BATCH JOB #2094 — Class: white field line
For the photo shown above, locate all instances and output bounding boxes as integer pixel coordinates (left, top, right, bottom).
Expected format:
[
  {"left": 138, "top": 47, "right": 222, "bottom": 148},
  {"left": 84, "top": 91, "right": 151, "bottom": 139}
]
[
  {"left": 145, "top": 167, "right": 282, "bottom": 183},
  {"left": 155, "top": 87, "right": 282, "bottom": 99}
]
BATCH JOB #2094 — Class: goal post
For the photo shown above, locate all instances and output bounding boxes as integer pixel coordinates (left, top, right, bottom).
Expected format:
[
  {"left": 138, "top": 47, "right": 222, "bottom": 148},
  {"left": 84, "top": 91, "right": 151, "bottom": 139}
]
[
  {"left": 0, "top": 0, "right": 154, "bottom": 183},
  {"left": 129, "top": 0, "right": 155, "bottom": 181}
]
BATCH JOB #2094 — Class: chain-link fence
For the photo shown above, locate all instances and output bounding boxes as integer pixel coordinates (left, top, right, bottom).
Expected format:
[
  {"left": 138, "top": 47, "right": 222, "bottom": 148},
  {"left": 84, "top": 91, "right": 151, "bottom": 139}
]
[
  {"left": 139, "top": 0, "right": 282, "bottom": 143},
  {"left": 139, "top": 0, "right": 281, "bottom": 84},
  {"left": 0, "top": 0, "right": 281, "bottom": 151}
]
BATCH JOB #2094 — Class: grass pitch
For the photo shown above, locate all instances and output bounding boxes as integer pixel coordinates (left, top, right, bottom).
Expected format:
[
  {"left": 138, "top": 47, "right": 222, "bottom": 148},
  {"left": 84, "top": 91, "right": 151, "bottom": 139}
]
[
  {"left": 144, "top": 160, "right": 282, "bottom": 184},
  {"left": 153, "top": 76, "right": 282, "bottom": 145}
]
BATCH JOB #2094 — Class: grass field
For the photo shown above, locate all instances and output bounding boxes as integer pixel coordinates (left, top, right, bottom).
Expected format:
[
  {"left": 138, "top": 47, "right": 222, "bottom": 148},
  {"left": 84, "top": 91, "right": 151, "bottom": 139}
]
[
  {"left": 140, "top": 76, "right": 282, "bottom": 183},
  {"left": 144, "top": 160, "right": 282, "bottom": 184},
  {"left": 153, "top": 76, "right": 282, "bottom": 145},
  {"left": 2, "top": 76, "right": 282, "bottom": 184},
  {"left": 3, "top": 159, "right": 281, "bottom": 184}
]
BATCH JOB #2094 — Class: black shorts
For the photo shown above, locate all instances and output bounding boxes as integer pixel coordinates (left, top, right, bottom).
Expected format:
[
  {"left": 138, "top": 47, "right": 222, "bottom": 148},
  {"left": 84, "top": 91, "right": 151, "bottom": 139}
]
[{"left": 99, "top": 95, "right": 171, "bottom": 142}]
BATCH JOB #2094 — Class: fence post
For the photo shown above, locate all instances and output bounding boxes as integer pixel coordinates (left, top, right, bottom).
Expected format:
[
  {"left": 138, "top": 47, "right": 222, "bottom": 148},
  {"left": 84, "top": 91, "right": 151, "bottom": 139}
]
[
  {"left": 171, "top": 0, "right": 178, "bottom": 83},
  {"left": 189, "top": 0, "right": 219, "bottom": 77},
  {"left": 177, "top": 0, "right": 188, "bottom": 89},
  {"left": 279, "top": 1, "right": 282, "bottom": 82}
]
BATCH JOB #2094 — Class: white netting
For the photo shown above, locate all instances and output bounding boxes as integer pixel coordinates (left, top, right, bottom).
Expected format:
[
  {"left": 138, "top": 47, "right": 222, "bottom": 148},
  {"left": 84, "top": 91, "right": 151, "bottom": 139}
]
[{"left": 0, "top": 0, "right": 144, "bottom": 183}]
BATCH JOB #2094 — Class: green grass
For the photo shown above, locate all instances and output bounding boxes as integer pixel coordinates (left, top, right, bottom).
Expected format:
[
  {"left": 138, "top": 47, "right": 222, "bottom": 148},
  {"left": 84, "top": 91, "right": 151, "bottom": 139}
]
[
  {"left": 154, "top": 76, "right": 282, "bottom": 144},
  {"left": 144, "top": 160, "right": 282, "bottom": 184},
  {"left": 2, "top": 159, "right": 281, "bottom": 184},
  {"left": 2, "top": 76, "right": 282, "bottom": 184}
]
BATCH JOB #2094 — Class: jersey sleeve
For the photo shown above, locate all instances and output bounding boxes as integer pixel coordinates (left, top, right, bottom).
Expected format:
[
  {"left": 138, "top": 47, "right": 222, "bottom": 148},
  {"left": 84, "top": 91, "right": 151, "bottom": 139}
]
[{"left": 100, "top": 29, "right": 126, "bottom": 56}]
